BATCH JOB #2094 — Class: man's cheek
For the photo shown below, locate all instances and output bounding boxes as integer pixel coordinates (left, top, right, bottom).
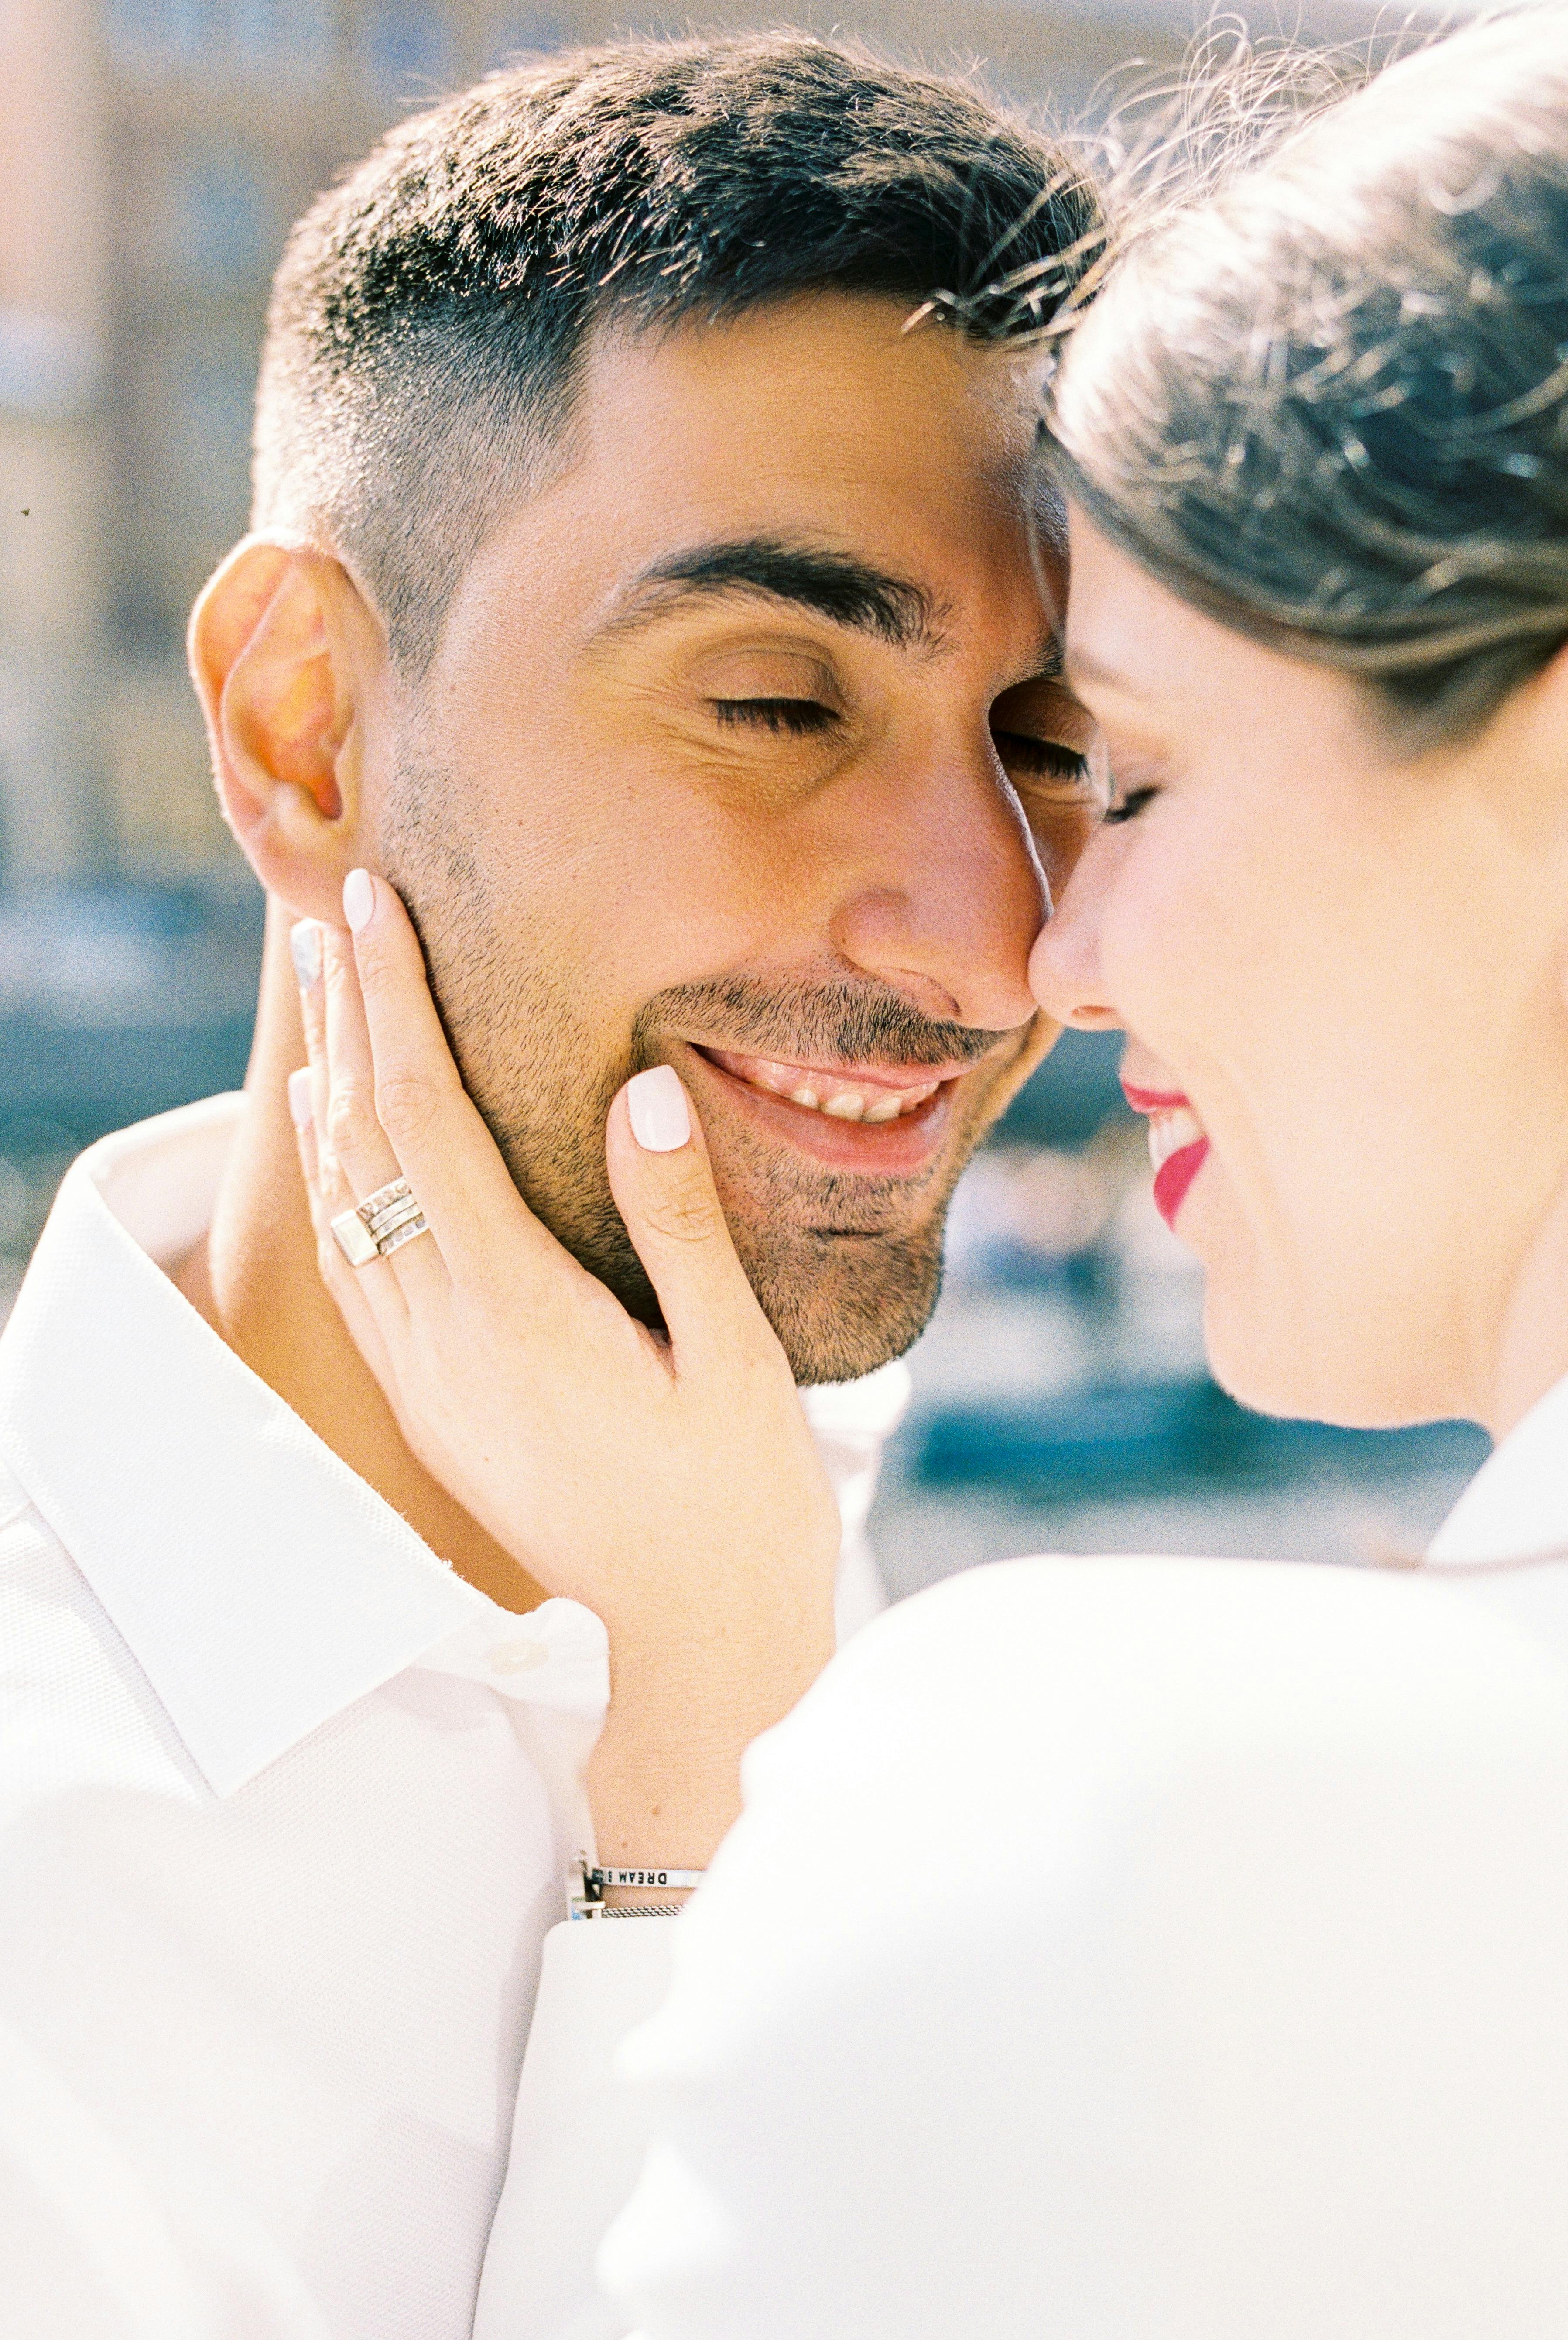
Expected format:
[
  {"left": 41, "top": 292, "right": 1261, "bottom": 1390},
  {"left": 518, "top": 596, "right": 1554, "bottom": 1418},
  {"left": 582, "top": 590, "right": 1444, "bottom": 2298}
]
[{"left": 968, "top": 1018, "right": 1052, "bottom": 1134}]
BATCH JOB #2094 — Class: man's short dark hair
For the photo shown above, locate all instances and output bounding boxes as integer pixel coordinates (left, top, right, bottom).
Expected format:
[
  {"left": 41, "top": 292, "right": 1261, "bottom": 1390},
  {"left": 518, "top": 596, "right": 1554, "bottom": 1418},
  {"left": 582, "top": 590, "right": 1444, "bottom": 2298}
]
[{"left": 255, "top": 34, "right": 1098, "bottom": 669}]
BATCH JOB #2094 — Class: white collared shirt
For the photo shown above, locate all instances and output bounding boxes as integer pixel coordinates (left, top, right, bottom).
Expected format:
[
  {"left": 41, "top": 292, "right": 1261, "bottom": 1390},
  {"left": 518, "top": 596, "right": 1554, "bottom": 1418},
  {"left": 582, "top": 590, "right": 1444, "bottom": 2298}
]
[
  {"left": 1423, "top": 1370, "right": 1568, "bottom": 1655},
  {"left": 0, "top": 1095, "right": 905, "bottom": 2339},
  {"left": 482, "top": 1390, "right": 1568, "bottom": 2340},
  {"left": 589, "top": 1386, "right": 1568, "bottom": 2340}
]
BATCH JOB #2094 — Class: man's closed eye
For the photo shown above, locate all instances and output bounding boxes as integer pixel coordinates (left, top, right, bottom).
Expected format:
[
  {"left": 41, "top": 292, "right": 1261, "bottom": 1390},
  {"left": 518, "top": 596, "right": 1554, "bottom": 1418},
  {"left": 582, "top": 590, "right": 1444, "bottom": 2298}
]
[{"left": 709, "top": 697, "right": 841, "bottom": 736}]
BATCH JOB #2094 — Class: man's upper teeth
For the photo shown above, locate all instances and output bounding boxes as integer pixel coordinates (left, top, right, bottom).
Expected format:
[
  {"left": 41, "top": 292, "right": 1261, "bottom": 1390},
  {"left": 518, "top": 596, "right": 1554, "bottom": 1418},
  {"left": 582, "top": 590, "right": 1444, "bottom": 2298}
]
[
  {"left": 738, "top": 1057, "right": 938, "bottom": 1121},
  {"left": 1147, "top": 1105, "right": 1204, "bottom": 1172}
]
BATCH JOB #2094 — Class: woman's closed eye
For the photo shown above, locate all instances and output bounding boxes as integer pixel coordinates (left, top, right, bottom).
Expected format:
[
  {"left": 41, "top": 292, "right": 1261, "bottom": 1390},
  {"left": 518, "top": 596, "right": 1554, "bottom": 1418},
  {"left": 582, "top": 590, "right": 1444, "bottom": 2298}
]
[
  {"left": 1103, "top": 785, "right": 1160, "bottom": 825},
  {"left": 709, "top": 696, "right": 841, "bottom": 738}
]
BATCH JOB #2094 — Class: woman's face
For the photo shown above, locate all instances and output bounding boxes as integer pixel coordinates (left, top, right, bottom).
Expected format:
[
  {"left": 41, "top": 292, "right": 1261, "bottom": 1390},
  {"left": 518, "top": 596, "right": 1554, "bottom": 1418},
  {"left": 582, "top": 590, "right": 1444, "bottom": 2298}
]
[{"left": 1030, "top": 510, "right": 1568, "bottom": 1435}]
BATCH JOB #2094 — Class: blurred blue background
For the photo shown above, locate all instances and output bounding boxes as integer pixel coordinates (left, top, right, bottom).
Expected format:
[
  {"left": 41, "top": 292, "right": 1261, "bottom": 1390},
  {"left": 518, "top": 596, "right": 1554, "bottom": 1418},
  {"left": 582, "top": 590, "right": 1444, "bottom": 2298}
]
[{"left": 0, "top": 0, "right": 1485, "bottom": 1583}]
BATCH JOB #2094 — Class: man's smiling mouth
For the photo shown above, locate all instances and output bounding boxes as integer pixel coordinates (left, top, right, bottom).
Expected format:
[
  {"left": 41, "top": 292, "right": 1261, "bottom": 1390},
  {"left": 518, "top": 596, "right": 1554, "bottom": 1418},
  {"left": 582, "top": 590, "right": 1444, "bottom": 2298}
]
[
  {"left": 644, "top": 983, "right": 1022, "bottom": 1187},
  {"left": 696, "top": 1046, "right": 948, "bottom": 1123},
  {"left": 679, "top": 1040, "right": 984, "bottom": 1181}
]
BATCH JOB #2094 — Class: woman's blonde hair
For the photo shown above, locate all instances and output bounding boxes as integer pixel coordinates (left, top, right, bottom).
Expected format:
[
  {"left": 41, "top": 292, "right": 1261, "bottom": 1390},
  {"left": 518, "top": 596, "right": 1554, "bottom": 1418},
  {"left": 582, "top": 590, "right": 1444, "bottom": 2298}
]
[{"left": 1045, "top": 7, "right": 1568, "bottom": 743}]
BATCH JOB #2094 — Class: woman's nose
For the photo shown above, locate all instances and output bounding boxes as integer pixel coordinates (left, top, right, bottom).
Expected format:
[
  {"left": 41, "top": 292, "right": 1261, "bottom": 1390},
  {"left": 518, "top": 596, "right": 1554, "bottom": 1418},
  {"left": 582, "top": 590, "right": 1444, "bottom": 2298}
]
[{"left": 1027, "top": 824, "right": 1123, "bottom": 1032}]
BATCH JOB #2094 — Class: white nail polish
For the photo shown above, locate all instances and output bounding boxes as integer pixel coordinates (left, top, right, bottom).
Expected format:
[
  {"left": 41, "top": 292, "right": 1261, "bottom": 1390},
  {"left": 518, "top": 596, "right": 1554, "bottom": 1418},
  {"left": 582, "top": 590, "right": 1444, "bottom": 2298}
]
[
  {"left": 287, "top": 1067, "right": 313, "bottom": 1131},
  {"left": 343, "top": 869, "right": 375, "bottom": 933},
  {"left": 289, "top": 920, "right": 322, "bottom": 988},
  {"left": 627, "top": 1065, "right": 691, "bottom": 1152}
]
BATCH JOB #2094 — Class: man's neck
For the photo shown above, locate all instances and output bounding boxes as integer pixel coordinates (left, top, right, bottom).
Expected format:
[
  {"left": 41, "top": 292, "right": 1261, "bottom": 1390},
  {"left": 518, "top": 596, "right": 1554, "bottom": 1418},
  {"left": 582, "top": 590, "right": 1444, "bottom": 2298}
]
[{"left": 172, "top": 899, "right": 546, "bottom": 1615}]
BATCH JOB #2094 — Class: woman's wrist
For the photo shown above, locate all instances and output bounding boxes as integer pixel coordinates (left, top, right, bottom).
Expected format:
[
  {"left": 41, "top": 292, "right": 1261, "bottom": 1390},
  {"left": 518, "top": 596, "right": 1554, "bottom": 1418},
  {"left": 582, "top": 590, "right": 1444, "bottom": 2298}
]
[
  {"left": 587, "top": 1600, "right": 836, "bottom": 1869},
  {"left": 610, "top": 1604, "right": 837, "bottom": 1736},
  {"left": 587, "top": 1697, "right": 777, "bottom": 1869}
]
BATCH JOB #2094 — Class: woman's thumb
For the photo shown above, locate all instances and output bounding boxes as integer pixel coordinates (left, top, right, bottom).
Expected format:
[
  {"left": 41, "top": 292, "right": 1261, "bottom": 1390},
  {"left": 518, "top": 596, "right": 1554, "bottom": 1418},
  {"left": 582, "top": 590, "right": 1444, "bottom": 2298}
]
[{"left": 606, "top": 1067, "right": 776, "bottom": 1368}]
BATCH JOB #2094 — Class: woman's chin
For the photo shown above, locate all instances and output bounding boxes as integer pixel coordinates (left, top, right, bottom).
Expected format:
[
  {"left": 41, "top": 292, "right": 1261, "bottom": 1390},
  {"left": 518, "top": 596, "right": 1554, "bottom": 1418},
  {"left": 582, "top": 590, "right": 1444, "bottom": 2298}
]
[
  {"left": 1204, "top": 1283, "right": 1443, "bottom": 1432},
  {"left": 1204, "top": 1316, "right": 1313, "bottom": 1423}
]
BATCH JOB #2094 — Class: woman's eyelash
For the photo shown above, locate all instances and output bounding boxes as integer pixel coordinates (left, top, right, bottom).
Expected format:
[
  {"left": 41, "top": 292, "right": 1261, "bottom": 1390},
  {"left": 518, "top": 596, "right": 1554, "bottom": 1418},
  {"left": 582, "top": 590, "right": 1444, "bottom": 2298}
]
[
  {"left": 1103, "top": 786, "right": 1160, "bottom": 825},
  {"left": 710, "top": 697, "right": 839, "bottom": 737},
  {"left": 993, "top": 733, "right": 1090, "bottom": 783}
]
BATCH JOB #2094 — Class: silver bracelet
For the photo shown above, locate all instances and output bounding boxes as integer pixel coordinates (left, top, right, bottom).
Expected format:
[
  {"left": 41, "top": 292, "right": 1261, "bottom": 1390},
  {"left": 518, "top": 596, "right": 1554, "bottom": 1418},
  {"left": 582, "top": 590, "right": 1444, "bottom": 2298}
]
[
  {"left": 591, "top": 1865, "right": 706, "bottom": 1891},
  {"left": 568, "top": 1856, "right": 704, "bottom": 1921},
  {"left": 572, "top": 1901, "right": 688, "bottom": 1920}
]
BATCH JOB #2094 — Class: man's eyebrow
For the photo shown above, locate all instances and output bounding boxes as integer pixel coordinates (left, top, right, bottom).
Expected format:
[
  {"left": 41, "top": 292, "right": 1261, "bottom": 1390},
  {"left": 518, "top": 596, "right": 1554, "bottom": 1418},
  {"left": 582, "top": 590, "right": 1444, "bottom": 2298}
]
[{"left": 597, "top": 538, "right": 949, "bottom": 654}]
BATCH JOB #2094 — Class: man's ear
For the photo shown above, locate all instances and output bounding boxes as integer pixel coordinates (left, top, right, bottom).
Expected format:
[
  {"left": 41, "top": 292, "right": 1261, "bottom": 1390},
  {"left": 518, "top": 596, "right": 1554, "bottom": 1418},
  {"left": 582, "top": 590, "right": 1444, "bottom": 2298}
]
[{"left": 188, "top": 537, "right": 384, "bottom": 918}]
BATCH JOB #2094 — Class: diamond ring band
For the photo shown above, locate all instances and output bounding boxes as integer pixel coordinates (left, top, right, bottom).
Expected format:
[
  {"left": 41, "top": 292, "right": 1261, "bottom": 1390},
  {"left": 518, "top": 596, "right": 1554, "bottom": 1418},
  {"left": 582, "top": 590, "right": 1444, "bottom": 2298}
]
[{"left": 329, "top": 1175, "right": 431, "bottom": 1268}]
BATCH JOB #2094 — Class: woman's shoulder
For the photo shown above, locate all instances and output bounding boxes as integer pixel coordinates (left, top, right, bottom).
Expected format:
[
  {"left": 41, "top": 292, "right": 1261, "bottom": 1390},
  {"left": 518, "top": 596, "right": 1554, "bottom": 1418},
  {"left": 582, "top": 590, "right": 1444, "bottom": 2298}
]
[{"left": 751, "top": 1548, "right": 1568, "bottom": 1810}]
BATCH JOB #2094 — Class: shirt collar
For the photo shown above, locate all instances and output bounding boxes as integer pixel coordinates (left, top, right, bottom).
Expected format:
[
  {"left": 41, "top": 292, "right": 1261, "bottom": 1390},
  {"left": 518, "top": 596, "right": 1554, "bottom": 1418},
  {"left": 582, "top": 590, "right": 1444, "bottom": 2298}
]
[
  {"left": 0, "top": 1095, "right": 909, "bottom": 1800},
  {"left": 1427, "top": 1374, "right": 1566, "bottom": 1566},
  {"left": 800, "top": 1357, "right": 911, "bottom": 1451},
  {"left": 0, "top": 1095, "right": 502, "bottom": 1796}
]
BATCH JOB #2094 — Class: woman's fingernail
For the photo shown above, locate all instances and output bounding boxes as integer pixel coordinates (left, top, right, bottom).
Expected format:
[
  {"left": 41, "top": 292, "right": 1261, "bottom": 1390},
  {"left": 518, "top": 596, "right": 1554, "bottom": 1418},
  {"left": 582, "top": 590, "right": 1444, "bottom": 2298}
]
[
  {"left": 627, "top": 1064, "right": 692, "bottom": 1152},
  {"left": 289, "top": 919, "right": 322, "bottom": 989},
  {"left": 287, "top": 1067, "right": 313, "bottom": 1131},
  {"left": 343, "top": 868, "right": 375, "bottom": 933}
]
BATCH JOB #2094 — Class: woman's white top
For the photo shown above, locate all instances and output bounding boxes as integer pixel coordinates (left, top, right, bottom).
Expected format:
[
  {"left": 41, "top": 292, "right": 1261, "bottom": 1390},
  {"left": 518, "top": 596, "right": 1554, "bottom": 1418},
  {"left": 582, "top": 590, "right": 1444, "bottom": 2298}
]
[{"left": 586, "top": 1373, "right": 1568, "bottom": 2340}]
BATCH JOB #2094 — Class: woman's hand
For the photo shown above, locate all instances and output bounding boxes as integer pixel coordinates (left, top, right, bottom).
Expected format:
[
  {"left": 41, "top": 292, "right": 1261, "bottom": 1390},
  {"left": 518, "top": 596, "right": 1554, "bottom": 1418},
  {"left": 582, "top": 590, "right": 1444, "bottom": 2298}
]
[{"left": 288, "top": 869, "right": 842, "bottom": 1872}]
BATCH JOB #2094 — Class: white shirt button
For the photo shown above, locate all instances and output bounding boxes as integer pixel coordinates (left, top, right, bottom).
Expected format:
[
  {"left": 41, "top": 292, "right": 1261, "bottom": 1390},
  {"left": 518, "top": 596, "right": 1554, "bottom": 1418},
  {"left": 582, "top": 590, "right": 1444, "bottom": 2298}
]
[{"left": 489, "top": 1636, "right": 549, "bottom": 1675}]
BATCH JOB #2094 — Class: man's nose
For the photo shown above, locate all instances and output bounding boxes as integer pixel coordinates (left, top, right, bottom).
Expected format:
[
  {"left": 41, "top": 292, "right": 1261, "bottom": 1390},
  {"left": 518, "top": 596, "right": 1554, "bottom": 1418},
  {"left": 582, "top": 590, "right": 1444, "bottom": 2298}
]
[
  {"left": 1026, "top": 823, "right": 1124, "bottom": 1033},
  {"left": 827, "top": 753, "right": 1045, "bottom": 1032}
]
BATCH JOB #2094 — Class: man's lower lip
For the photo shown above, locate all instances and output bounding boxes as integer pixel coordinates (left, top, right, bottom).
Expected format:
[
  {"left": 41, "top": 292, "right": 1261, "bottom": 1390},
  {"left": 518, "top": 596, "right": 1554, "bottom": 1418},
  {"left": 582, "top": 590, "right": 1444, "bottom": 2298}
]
[
  {"left": 1153, "top": 1139, "right": 1210, "bottom": 1230},
  {"left": 686, "top": 1048, "right": 955, "bottom": 1173}
]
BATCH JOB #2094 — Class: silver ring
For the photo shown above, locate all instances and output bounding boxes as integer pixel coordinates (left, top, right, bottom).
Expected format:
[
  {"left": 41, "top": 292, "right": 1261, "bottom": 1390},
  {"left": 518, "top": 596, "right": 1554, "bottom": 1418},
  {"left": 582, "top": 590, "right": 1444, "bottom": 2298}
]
[{"left": 329, "top": 1175, "right": 431, "bottom": 1268}]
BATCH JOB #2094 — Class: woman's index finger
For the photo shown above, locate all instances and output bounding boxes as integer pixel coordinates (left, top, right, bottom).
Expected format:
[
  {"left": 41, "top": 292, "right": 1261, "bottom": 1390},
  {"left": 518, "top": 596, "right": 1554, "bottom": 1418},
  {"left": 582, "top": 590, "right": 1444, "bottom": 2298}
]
[{"left": 340, "top": 871, "right": 591, "bottom": 1295}]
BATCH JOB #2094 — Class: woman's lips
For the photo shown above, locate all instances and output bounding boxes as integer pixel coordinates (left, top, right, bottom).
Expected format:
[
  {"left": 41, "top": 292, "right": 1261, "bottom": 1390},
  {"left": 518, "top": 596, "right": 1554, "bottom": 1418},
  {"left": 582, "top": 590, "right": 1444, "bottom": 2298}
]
[
  {"left": 1151, "top": 1138, "right": 1210, "bottom": 1230},
  {"left": 1122, "top": 1083, "right": 1212, "bottom": 1230},
  {"left": 1121, "top": 1084, "right": 1190, "bottom": 1113}
]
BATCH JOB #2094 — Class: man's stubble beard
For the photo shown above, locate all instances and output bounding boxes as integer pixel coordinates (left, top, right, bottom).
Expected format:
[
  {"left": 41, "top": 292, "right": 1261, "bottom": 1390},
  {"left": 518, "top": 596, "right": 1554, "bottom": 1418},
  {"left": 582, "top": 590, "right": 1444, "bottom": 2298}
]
[{"left": 383, "top": 771, "right": 1013, "bottom": 1386}]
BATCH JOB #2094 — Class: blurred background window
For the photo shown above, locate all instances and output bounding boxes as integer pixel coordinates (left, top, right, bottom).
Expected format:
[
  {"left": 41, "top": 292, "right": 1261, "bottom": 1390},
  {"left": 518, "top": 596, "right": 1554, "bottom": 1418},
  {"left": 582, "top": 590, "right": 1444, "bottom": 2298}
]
[
  {"left": 161, "top": 151, "right": 270, "bottom": 282},
  {"left": 233, "top": 0, "right": 336, "bottom": 78},
  {"left": 106, "top": 0, "right": 228, "bottom": 66},
  {"left": 0, "top": 0, "right": 1482, "bottom": 1586},
  {"left": 354, "top": 2, "right": 456, "bottom": 91},
  {"left": 490, "top": 7, "right": 568, "bottom": 62}
]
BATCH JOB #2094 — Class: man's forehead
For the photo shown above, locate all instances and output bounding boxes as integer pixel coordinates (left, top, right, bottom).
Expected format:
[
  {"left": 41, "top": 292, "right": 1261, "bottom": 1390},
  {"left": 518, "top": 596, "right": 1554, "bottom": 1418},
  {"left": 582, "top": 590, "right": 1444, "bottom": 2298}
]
[
  {"left": 578, "top": 296, "right": 1044, "bottom": 486},
  {"left": 455, "top": 303, "right": 1058, "bottom": 669}
]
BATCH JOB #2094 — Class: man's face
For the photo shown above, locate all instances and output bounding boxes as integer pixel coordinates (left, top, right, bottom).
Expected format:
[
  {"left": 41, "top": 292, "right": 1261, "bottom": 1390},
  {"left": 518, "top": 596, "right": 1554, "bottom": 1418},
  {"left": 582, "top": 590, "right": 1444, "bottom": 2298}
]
[{"left": 373, "top": 293, "right": 1099, "bottom": 1383}]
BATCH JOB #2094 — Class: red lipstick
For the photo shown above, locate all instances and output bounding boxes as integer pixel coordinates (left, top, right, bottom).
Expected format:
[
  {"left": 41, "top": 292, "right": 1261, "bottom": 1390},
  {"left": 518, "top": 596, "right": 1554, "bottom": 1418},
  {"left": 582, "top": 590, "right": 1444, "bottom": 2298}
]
[
  {"left": 1121, "top": 1080, "right": 1211, "bottom": 1230},
  {"left": 1152, "top": 1140, "right": 1209, "bottom": 1229}
]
